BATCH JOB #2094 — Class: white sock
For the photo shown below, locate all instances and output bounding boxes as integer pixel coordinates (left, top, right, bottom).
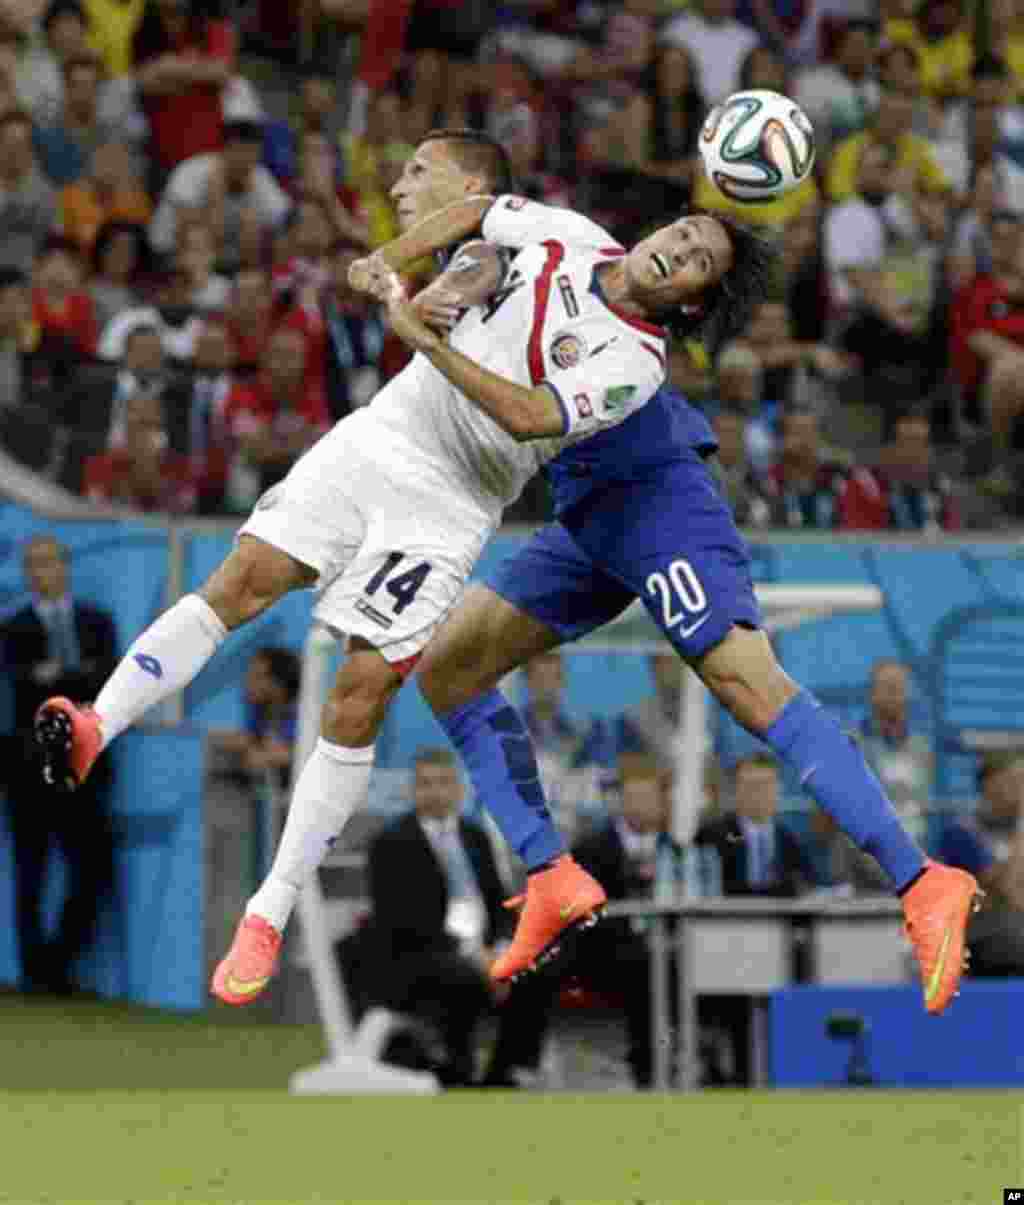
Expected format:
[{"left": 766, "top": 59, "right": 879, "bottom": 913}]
[
  {"left": 93, "top": 594, "right": 228, "bottom": 747},
  {"left": 247, "top": 737, "right": 375, "bottom": 933}
]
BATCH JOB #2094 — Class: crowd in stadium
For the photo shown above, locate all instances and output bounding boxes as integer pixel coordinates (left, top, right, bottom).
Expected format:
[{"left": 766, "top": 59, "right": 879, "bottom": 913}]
[{"left": 0, "top": 0, "right": 1022, "bottom": 525}]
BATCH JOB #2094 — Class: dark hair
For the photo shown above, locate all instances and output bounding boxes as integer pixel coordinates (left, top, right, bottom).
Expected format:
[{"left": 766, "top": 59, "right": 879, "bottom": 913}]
[
  {"left": 223, "top": 118, "right": 265, "bottom": 145},
  {"left": 92, "top": 219, "right": 149, "bottom": 276},
  {"left": 37, "top": 234, "right": 82, "bottom": 262},
  {"left": 973, "top": 51, "right": 1009, "bottom": 81},
  {"left": 0, "top": 265, "right": 28, "bottom": 290},
  {"left": 0, "top": 108, "right": 33, "bottom": 136},
  {"left": 42, "top": 0, "right": 87, "bottom": 32},
  {"left": 667, "top": 212, "right": 776, "bottom": 353},
  {"left": 133, "top": 0, "right": 209, "bottom": 65},
  {"left": 253, "top": 645, "right": 301, "bottom": 700},
  {"left": 420, "top": 128, "right": 515, "bottom": 195},
  {"left": 412, "top": 746, "right": 458, "bottom": 771}
]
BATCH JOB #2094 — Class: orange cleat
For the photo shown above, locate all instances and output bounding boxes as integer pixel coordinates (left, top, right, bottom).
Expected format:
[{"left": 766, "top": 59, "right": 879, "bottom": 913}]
[
  {"left": 902, "top": 859, "right": 984, "bottom": 1015},
  {"left": 211, "top": 915, "right": 282, "bottom": 1006},
  {"left": 34, "top": 697, "right": 103, "bottom": 791},
  {"left": 491, "top": 855, "right": 606, "bottom": 984}
]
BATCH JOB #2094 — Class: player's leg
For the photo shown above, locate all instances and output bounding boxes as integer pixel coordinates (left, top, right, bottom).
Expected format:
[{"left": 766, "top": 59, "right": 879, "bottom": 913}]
[
  {"left": 418, "top": 524, "right": 635, "bottom": 980},
  {"left": 35, "top": 535, "right": 315, "bottom": 791},
  {"left": 212, "top": 638, "right": 407, "bottom": 1004},
  {"left": 692, "top": 626, "right": 982, "bottom": 1013},
  {"left": 576, "top": 459, "right": 982, "bottom": 1014}
]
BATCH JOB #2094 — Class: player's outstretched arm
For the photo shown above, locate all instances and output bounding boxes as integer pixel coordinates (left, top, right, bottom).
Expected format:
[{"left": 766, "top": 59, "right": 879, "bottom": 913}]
[
  {"left": 378, "top": 271, "right": 565, "bottom": 441},
  {"left": 348, "top": 197, "right": 494, "bottom": 293}
]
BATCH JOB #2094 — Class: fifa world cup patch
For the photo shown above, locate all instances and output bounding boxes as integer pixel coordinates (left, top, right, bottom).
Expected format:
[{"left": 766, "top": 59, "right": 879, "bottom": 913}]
[
  {"left": 574, "top": 392, "right": 592, "bottom": 418},
  {"left": 504, "top": 196, "right": 528, "bottom": 210},
  {"left": 603, "top": 385, "right": 636, "bottom": 413},
  {"left": 551, "top": 332, "right": 587, "bottom": 370}
]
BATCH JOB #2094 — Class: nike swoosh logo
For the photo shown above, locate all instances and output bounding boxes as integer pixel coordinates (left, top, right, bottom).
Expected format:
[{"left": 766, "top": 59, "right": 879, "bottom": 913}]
[
  {"left": 224, "top": 972, "right": 269, "bottom": 997},
  {"left": 925, "top": 925, "right": 952, "bottom": 1007},
  {"left": 678, "top": 613, "right": 711, "bottom": 640},
  {"left": 559, "top": 895, "right": 589, "bottom": 921}
]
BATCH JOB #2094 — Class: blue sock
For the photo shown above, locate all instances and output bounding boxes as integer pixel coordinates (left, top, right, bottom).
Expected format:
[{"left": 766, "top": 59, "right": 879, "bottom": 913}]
[
  {"left": 433, "top": 688, "right": 567, "bottom": 871},
  {"left": 763, "top": 691, "right": 926, "bottom": 891}
]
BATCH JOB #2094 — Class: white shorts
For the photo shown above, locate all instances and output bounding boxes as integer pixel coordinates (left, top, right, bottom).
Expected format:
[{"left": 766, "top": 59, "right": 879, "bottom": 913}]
[{"left": 238, "top": 419, "right": 496, "bottom": 665}]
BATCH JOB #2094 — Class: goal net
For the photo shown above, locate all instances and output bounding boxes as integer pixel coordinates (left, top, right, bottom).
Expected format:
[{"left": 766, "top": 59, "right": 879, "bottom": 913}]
[{"left": 287, "top": 583, "right": 882, "bottom": 1095}]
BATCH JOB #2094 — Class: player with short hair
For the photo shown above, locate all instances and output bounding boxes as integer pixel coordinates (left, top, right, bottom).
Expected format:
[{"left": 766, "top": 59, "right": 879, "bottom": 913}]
[
  {"left": 34, "top": 130, "right": 758, "bottom": 1006},
  {"left": 358, "top": 190, "right": 983, "bottom": 1015}
]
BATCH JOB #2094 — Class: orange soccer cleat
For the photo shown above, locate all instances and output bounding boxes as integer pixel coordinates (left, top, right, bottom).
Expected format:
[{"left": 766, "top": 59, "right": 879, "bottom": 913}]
[
  {"left": 211, "top": 915, "right": 283, "bottom": 1006},
  {"left": 34, "top": 697, "right": 104, "bottom": 791},
  {"left": 490, "top": 854, "right": 606, "bottom": 984},
  {"left": 902, "top": 859, "right": 984, "bottom": 1015}
]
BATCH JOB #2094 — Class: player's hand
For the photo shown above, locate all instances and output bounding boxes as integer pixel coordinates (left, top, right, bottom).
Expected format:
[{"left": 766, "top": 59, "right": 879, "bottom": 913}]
[
  {"left": 347, "top": 253, "right": 388, "bottom": 296},
  {"left": 411, "top": 286, "right": 463, "bottom": 333},
  {"left": 383, "top": 272, "right": 442, "bottom": 352}
]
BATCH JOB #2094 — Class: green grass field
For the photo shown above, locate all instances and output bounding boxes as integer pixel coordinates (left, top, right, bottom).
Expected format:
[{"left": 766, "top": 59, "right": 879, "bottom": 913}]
[{"left": 0, "top": 994, "right": 1019, "bottom": 1205}]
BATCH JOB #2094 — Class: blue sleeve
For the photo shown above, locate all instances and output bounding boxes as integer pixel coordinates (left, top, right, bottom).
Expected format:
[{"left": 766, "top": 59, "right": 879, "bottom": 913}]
[{"left": 936, "top": 821, "right": 995, "bottom": 877}]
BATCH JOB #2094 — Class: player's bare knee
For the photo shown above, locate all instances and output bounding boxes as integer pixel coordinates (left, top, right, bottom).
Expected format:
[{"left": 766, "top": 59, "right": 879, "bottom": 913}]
[
  {"left": 697, "top": 625, "right": 799, "bottom": 732},
  {"left": 322, "top": 649, "right": 402, "bottom": 745},
  {"left": 201, "top": 537, "right": 315, "bottom": 629}
]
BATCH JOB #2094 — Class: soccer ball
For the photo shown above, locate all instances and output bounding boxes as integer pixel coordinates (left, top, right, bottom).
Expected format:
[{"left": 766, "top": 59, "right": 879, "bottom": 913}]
[{"left": 698, "top": 89, "right": 815, "bottom": 203}]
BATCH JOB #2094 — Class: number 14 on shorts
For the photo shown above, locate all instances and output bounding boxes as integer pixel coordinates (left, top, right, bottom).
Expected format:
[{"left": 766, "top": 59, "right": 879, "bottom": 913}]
[{"left": 364, "top": 552, "right": 432, "bottom": 616}]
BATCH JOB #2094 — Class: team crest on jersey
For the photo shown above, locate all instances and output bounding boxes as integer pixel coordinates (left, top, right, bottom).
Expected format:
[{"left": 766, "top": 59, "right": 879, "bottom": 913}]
[
  {"left": 551, "top": 332, "right": 586, "bottom": 370},
  {"left": 574, "top": 392, "right": 593, "bottom": 418},
  {"left": 504, "top": 196, "right": 528, "bottom": 211}
]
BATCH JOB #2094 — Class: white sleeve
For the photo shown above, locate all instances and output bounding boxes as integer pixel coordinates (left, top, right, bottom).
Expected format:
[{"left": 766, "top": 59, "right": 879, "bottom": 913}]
[
  {"left": 149, "top": 160, "right": 200, "bottom": 253},
  {"left": 254, "top": 166, "right": 292, "bottom": 227},
  {"left": 481, "top": 195, "right": 618, "bottom": 252},
  {"left": 541, "top": 322, "right": 665, "bottom": 439}
]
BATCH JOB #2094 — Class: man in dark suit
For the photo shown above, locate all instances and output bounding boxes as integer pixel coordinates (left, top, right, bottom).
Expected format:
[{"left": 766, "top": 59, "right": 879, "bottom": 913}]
[
  {"left": 695, "top": 752, "right": 817, "bottom": 1083},
  {"left": 566, "top": 751, "right": 684, "bottom": 1088},
  {"left": 0, "top": 534, "right": 118, "bottom": 993},
  {"left": 339, "top": 747, "right": 550, "bottom": 1087},
  {"left": 695, "top": 753, "right": 817, "bottom": 898}
]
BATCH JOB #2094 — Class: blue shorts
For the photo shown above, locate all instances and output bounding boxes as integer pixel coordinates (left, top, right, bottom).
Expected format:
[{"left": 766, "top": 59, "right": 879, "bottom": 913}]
[{"left": 485, "top": 453, "right": 761, "bottom": 660}]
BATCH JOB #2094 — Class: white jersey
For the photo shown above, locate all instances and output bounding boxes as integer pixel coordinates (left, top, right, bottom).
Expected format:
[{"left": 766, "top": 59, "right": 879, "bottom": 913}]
[{"left": 343, "top": 195, "right": 668, "bottom": 521}]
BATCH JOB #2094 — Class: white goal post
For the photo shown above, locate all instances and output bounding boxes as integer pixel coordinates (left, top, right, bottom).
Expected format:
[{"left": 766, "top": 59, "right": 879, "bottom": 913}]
[{"left": 288, "top": 583, "right": 882, "bottom": 1096}]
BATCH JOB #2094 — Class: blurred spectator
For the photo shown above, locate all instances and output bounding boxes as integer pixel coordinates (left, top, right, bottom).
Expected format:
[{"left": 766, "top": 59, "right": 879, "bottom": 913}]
[
  {"left": 933, "top": 751, "right": 1024, "bottom": 976},
  {"left": 825, "top": 139, "right": 946, "bottom": 421},
  {"left": 990, "top": 0, "right": 1024, "bottom": 100},
  {"left": 60, "top": 140, "right": 152, "bottom": 256},
  {"left": 840, "top": 409, "right": 961, "bottom": 531},
  {"left": 183, "top": 315, "right": 234, "bottom": 511},
  {"left": 67, "top": 322, "right": 188, "bottom": 456},
  {"left": 939, "top": 54, "right": 1024, "bottom": 164},
  {"left": 33, "top": 50, "right": 115, "bottom": 187},
  {"left": 884, "top": 0, "right": 972, "bottom": 101},
  {"left": 660, "top": 0, "right": 760, "bottom": 104},
  {"left": 208, "top": 645, "right": 299, "bottom": 781},
  {"left": 263, "top": 69, "right": 340, "bottom": 186},
  {"left": 174, "top": 218, "right": 230, "bottom": 311},
  {"left": 696, "top": 753, "right": 816, "bottom": 897},
  {"left": 149, "top": 118, "right": 290, "bottom": 269},
  {"left": 777, "top": 199, "right": 829, "bottom": 348},
  {"left": 281, "top": 240, "right": 389, "bottom": 419},
  {"left": 221, "top": 325, "right": 329, "bottom": 511},
  {"left": 860, "top": 659, "right": 932, "bottom": 832},
  {"left": 86, "top": 0, "right": 148, "bottom": 79},
  {"left": 487, "top": 99, "right": 571, "bottom": 211},
  {"left": 31, "top": 236, "right": 98, "bottom": 357},
  {"left": 226, "top": 265, "right": 273, "bottom": 376},
  {"left": 338, "top": 747, "right": 549, "bottom": 1087},
  {"left": 607, "top": 651, "right": 684, "bottom": 772},
  {"left": 567, "top": 751, "right": 685, "bottom": 1089},
  {"left": 0, "top": 265, "right": 79, "bottom": 434},
  {"left": 87, "top": 219, "right": 147, "bottom": 329},
  {"left": 82, "top": 390, "right": 196, "bottom": 512},
  {"left": 16, "top": 0, "right": 90, "bottom": 126},
  {"left": 827, "top": 80, "right": 952, "bottom": 204},
  {"left": 763, "top": 408, "right": 850, "bottom": 529},
  {"left": 132, "top": 0, "right": 235, "bottom": 179},
  {"left": 713, "top": 340, "right": 776, "bottom": 474},
  {"left": 948, "top": 164, "right": 1011, "bottom": 291},
  {"left": 794, "top": 20, "right": 879, "bottom": 157},
  {"left": 340, "top": 88, "right": 412, "bottom": 249},
  {"left": 736, "top": 300, "right": 847, "bottom": 407},
  {"left": 739, "top": 42, "right": 789, "bottom": 93},
  {"left": 273, "top": 194, "right": 333, "bottom": 302},
  {"left": 404, "top": 0, "right": 492, "bottom": 140},
  {"left": 949, "top": 210, "right": 1024, "bottom": 460},
  {"left": 288, "top": 129, "right": 370, "bottom": 250},
  {"left": 0, "top": 109, "right": 58, "bottom": 273},
  {"left": 0, "top": 534, "right": 117, "bottom": 995},
  {"left": 709, "top": 404, "right": 771, "bottom": 526}
]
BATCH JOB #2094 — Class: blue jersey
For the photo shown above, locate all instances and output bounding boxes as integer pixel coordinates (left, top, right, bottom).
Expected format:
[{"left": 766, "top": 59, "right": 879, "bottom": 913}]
[{"left": 543, "top": 384, "right": 718, "bottom": 515}]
